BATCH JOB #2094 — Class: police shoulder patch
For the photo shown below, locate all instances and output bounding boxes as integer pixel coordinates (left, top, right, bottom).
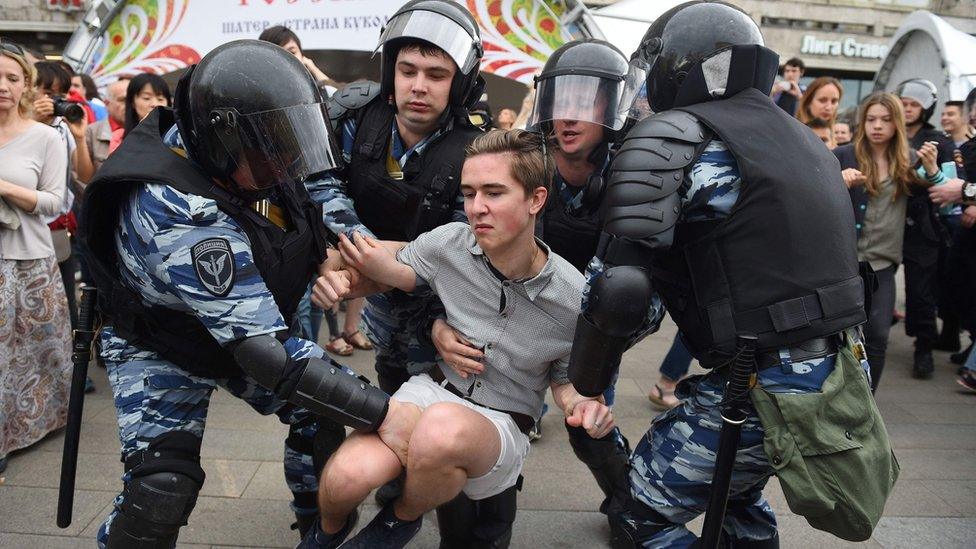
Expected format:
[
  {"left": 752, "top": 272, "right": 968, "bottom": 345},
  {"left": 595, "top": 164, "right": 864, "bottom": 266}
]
[{"left": 191, "top": 238, "right": 235, "bottom": 297}]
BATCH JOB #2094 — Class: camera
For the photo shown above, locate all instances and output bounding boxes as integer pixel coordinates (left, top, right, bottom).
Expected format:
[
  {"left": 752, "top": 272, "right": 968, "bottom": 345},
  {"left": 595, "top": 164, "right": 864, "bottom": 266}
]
[{"left": 51, "top": 95, "right": 85, "bottom": 123}]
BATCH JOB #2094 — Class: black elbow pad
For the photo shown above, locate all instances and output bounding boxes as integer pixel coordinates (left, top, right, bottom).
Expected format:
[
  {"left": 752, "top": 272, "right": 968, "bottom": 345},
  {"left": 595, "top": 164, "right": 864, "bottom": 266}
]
[
  {"left": 569, "top": 266, "right": 654, "bottom": 397},
  {"left": 231, "top": 335, "right": 389, "bottom": 431}
]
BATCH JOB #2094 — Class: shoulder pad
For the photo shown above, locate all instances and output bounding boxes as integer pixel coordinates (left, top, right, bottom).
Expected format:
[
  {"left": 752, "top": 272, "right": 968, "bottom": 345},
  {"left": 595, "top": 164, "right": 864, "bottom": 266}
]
[
  {"left": 327, "top": 80, "right": 381, "bottom": 123},
  {"left": 601, "top": 111, "right": 710, "bottom": 245}
]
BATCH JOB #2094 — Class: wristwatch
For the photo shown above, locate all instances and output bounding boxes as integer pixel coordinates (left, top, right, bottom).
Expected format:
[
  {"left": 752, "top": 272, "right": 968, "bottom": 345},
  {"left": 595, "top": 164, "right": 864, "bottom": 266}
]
[{"left": 963, "top": 181, "right": 976, "bottom": 201}]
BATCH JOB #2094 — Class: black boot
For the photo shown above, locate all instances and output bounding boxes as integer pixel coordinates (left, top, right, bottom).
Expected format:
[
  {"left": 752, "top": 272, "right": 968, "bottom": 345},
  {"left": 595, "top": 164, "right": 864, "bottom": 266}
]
[
  {"left": 912, "top": 343, "right": 934, "bottom": 379},
  {"left": 565, "top": 422, "right": 632, "bottom": 522},
  {"left": 374, "top": 472, "right": 405, "bottom": 507},
  {"left": 436, "top": 484, "right": 518, "bottom": 549},
  {"left": 934, "top": 317, "right": 961, "bottom": 352}
]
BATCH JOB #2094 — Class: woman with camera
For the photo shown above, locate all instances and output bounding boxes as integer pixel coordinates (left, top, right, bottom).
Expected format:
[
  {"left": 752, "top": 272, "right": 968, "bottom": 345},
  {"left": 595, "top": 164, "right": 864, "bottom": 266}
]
[
  {"left": 834, "top": 92, "right": 935, "bottom": 391},
  {"left": 0, "top": 40, "right": 73, "bottom": 474}
]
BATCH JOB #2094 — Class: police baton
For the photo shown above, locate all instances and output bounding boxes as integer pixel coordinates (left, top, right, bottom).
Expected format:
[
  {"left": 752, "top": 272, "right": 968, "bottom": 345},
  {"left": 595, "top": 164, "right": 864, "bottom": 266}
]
[
  {"left": 57, "top": 286, "right": 97, "bottom": 528},
  {"left": 699, "top": 334, "right": 757, "bottom": 548}
]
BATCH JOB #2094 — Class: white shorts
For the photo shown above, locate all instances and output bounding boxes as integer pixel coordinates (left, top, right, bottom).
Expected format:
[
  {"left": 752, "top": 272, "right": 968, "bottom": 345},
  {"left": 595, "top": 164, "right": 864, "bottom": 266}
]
[{"left": 392, "top": 374, "right": 531, "bottom": 500}]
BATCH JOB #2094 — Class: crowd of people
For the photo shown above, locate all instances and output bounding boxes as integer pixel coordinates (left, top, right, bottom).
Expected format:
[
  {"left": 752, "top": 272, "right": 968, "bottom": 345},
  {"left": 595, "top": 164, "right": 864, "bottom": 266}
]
[{"left": 0, "top": 0, "right": 973, "bottom": 547}]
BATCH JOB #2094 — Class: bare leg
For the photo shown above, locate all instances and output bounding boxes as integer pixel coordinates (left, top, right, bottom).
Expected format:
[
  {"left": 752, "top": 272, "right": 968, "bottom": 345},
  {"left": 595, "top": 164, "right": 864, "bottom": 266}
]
[
  {"left": 319, "top": 432, "right": 402, "bottom": 534},
  {"left": 394, "top": 403, "right": 502, "bottom": 521}
]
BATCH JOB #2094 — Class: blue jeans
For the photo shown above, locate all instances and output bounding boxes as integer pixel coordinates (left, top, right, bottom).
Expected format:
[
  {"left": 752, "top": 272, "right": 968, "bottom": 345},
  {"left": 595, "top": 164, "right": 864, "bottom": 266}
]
[
  {"left": 963, "top": 342, "right": 976, "bottom": 374},
  {"left": 660, "top": 333, "right": 693, "bottom": 382}
]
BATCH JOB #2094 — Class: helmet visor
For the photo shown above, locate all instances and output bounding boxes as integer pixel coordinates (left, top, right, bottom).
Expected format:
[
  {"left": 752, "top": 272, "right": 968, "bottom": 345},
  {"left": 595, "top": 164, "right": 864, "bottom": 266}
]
[
  {"left": 618, "top": 58, "right": 651, "bottom": 122},
  {"left": 378, "top": 10, "right": 480, "bottom": 75},
  {"left": 528, "top": 74, "right": 628, "bottom": 131},
  {"left": 215, "top": 103, "right": 339, "bottom": 190}
]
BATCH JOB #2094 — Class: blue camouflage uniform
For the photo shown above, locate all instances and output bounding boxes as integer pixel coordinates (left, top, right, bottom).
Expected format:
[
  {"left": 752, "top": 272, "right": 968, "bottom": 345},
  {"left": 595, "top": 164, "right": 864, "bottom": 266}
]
[
  {"left": 585, "top": 139, "right": 872, "bottom": 547},
  {"left": 96, "top": 129, "right": 346, "bottom": 546},
  {"left": 305, "top": 117, "right": 465, "bottom": 388}
]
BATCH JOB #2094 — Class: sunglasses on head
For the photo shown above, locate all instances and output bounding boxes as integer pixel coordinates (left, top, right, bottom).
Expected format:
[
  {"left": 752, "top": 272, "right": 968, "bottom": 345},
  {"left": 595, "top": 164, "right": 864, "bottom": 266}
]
[{"left": 0, "top": 38, "right": 26, "bottom": 57}]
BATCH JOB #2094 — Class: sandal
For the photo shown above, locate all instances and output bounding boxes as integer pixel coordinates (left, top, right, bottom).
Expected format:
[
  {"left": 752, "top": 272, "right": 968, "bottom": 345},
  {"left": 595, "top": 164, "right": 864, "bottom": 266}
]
[
  {"left": 648, "top": 384, "right": 680, "bottom": 411},
  {"left": 325, "top": 336, "right": 354, "bottom": 357},
  {"left": 342, "top": 330, "right": 374, "bottom": 351}
]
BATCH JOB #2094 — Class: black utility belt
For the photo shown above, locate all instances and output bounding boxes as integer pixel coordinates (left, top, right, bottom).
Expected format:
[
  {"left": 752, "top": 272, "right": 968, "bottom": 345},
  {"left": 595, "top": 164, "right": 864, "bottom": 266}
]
[
  {"left": 711, "top": 330, "right": 862, "bottom": 379},
  {"left": 428, "top": 368, "right": 534, "bottom": 435},
  {"left": 755, "top": 335, "right": 840, "bottom": 370}
]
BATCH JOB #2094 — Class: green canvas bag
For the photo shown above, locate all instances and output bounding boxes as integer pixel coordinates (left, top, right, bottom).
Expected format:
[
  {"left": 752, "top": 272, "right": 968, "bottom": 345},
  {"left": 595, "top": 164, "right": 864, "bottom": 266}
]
[{"left": 750, "top": 336, "right": 899, "bottom": 541}]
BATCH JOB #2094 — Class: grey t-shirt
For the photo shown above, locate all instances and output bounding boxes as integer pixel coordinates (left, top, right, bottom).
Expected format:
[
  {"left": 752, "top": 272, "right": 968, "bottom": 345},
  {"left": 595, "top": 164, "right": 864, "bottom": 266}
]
[
  {"left": 397, "top": 222, "right": 585, "bottom": 419},
  {"left": 0, "top": 123, "right": 68, "bottom": 260}
]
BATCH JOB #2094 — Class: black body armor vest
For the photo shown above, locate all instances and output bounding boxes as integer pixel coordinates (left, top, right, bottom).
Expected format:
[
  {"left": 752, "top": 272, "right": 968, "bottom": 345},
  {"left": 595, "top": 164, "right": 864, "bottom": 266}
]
[
  {"left": 655, "top": 89, "right": 866, "bottom": 365},
  {"left": 82, "top": 108, "right": 331, "bottom": 378},
  {"left": 542, "top": 184, "right": 603, "bottom": 273},
  {"left": 345, "top": 99, "right": 481, "bottom": 241}
]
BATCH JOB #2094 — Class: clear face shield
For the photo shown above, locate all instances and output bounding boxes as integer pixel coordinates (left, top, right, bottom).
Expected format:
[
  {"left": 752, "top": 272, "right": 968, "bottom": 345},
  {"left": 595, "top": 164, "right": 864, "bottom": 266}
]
[
  {"left": 377, "top": 9, "right": 481, "bottom": 75},
  {"left": 620, "top": 59, "right": 651, "bottom": 121},
  {"left": 528, "top": 73, "right": 631, "bottom": 131},
  {"left": 211, "top": 102, "right": 339, "bottom": 190}
]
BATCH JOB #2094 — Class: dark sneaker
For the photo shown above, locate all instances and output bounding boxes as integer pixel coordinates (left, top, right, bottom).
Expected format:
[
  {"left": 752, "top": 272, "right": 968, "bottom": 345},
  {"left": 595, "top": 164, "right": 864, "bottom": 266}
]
[
  {"left": 958, "top": 371, "right": 976, "bottom": 394},
  {"left": 912, "top": 348, "right": 934, "bottom": 379},
  {"left": 84, "top": 376, "right": 96, "bottom": 394},
  {"left": 340, "top": 503, "right": 422, "bottom": 549},
  {"left": 295, "top": 510, "right": 358, "bottom": 549}
]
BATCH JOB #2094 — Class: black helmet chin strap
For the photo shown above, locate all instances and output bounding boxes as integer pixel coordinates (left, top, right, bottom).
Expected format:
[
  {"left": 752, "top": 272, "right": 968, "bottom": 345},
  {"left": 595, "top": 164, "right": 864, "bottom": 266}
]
[{"left": 671, "top": 44, "right": 779, "bottom": 109}]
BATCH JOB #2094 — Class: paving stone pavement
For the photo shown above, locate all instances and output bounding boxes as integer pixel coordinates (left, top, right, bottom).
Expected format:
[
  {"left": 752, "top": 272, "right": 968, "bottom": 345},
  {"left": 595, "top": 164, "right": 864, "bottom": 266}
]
[{"left": 2, "top": 311, "right": 974, "bottom": 548}]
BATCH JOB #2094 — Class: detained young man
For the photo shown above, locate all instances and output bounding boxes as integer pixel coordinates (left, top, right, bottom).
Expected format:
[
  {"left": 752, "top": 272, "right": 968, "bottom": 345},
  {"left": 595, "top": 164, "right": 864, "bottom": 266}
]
[{"left": 304, "top": 130, "right": 614, "bottom": 548}]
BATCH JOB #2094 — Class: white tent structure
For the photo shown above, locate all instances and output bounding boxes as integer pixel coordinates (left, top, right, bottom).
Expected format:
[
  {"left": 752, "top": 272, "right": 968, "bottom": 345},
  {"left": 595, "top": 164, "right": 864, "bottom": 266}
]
[
  {"left": 589, "top": 0, "right": 684, "bottom": 56},
  {"left": 873, "top": 10, "right": 976, "bottom": 120}
]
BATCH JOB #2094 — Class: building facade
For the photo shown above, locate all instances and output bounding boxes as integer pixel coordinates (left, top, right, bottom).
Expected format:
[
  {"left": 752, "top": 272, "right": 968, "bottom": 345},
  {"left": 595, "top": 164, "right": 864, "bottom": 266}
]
[{"left": 0, "top": 0, "right": 85, "bottom": 58}]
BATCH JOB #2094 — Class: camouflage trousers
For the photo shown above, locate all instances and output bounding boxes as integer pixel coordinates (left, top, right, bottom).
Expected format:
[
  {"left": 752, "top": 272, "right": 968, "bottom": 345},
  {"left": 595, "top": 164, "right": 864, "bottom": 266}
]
[
  {"left": 95, "top": 357, "right": 326, "bottom": 547},
  {"left": 362, "top": 291, "right": 439, "bottom": 392},
  {"left": 627, "top": 352, "right": 853, "bottom": 547}
]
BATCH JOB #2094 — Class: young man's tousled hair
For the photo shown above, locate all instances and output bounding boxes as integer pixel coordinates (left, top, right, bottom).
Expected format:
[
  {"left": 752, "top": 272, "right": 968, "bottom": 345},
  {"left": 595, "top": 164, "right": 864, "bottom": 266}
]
[
  {"left": 258, "top": 25, "right": 303, "bottom": 53},
  {"left": 465, "top": 129, "right": 554, "bottom": 197},
  {"left": 784, "top": 57, "right": 805, "bottom": 73}
]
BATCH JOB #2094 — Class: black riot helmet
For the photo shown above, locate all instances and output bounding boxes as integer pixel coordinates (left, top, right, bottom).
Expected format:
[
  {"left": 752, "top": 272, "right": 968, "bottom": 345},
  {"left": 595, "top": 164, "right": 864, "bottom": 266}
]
[
  {"left": 895, "top": 78, "right": 939, "bottom": 125},
  {"left": 376, "top": 0, "right": 484, "bottom": 118},
  {"left": 528, "top": 39, "right": 634, "bottom": 133},
  {"left": 632, "top": 1, "right": 778, "bottom": 112},
  {"left": 174, "top": 39, "right": 340, "bottom": 194}
]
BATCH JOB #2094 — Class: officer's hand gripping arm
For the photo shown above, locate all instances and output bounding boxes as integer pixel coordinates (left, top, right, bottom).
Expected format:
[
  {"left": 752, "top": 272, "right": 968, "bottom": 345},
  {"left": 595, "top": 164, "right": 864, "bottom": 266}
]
[{"left": 230, "top": 335, "right": 389, "bottom": 431}]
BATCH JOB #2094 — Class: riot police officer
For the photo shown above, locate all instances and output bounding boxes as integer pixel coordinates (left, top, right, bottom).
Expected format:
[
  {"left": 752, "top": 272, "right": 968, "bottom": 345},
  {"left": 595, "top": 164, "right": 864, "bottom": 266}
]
[
  {"left": 895, "top": 79, "right": 956, "bottom": 378},
  {"left": 82, "top": 40, "right": 390, "bottom": 547},
  {"left": 315, "top": 0, "right": 483, "bottom": 396},
  {"left": 567, "top": 2, "right": 889, "bottom": 546},
  {"left": 527, "top": 37, "right": 635, "bottom": 538}
]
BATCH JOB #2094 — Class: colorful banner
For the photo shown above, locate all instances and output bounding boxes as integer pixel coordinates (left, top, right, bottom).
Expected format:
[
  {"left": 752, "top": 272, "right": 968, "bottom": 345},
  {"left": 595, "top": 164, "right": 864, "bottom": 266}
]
[{"left": 82, "top": 0, "right": 579, "bottom": 87}]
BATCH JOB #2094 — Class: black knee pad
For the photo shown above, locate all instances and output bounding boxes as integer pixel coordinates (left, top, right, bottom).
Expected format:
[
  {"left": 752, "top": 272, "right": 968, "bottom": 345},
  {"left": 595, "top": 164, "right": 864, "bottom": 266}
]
[
  {"left": 313, "top": 418, "right": 347, "bottom": 474},
  {"left": 107, "top": 432, "right": 204, "bottom": 548}
]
